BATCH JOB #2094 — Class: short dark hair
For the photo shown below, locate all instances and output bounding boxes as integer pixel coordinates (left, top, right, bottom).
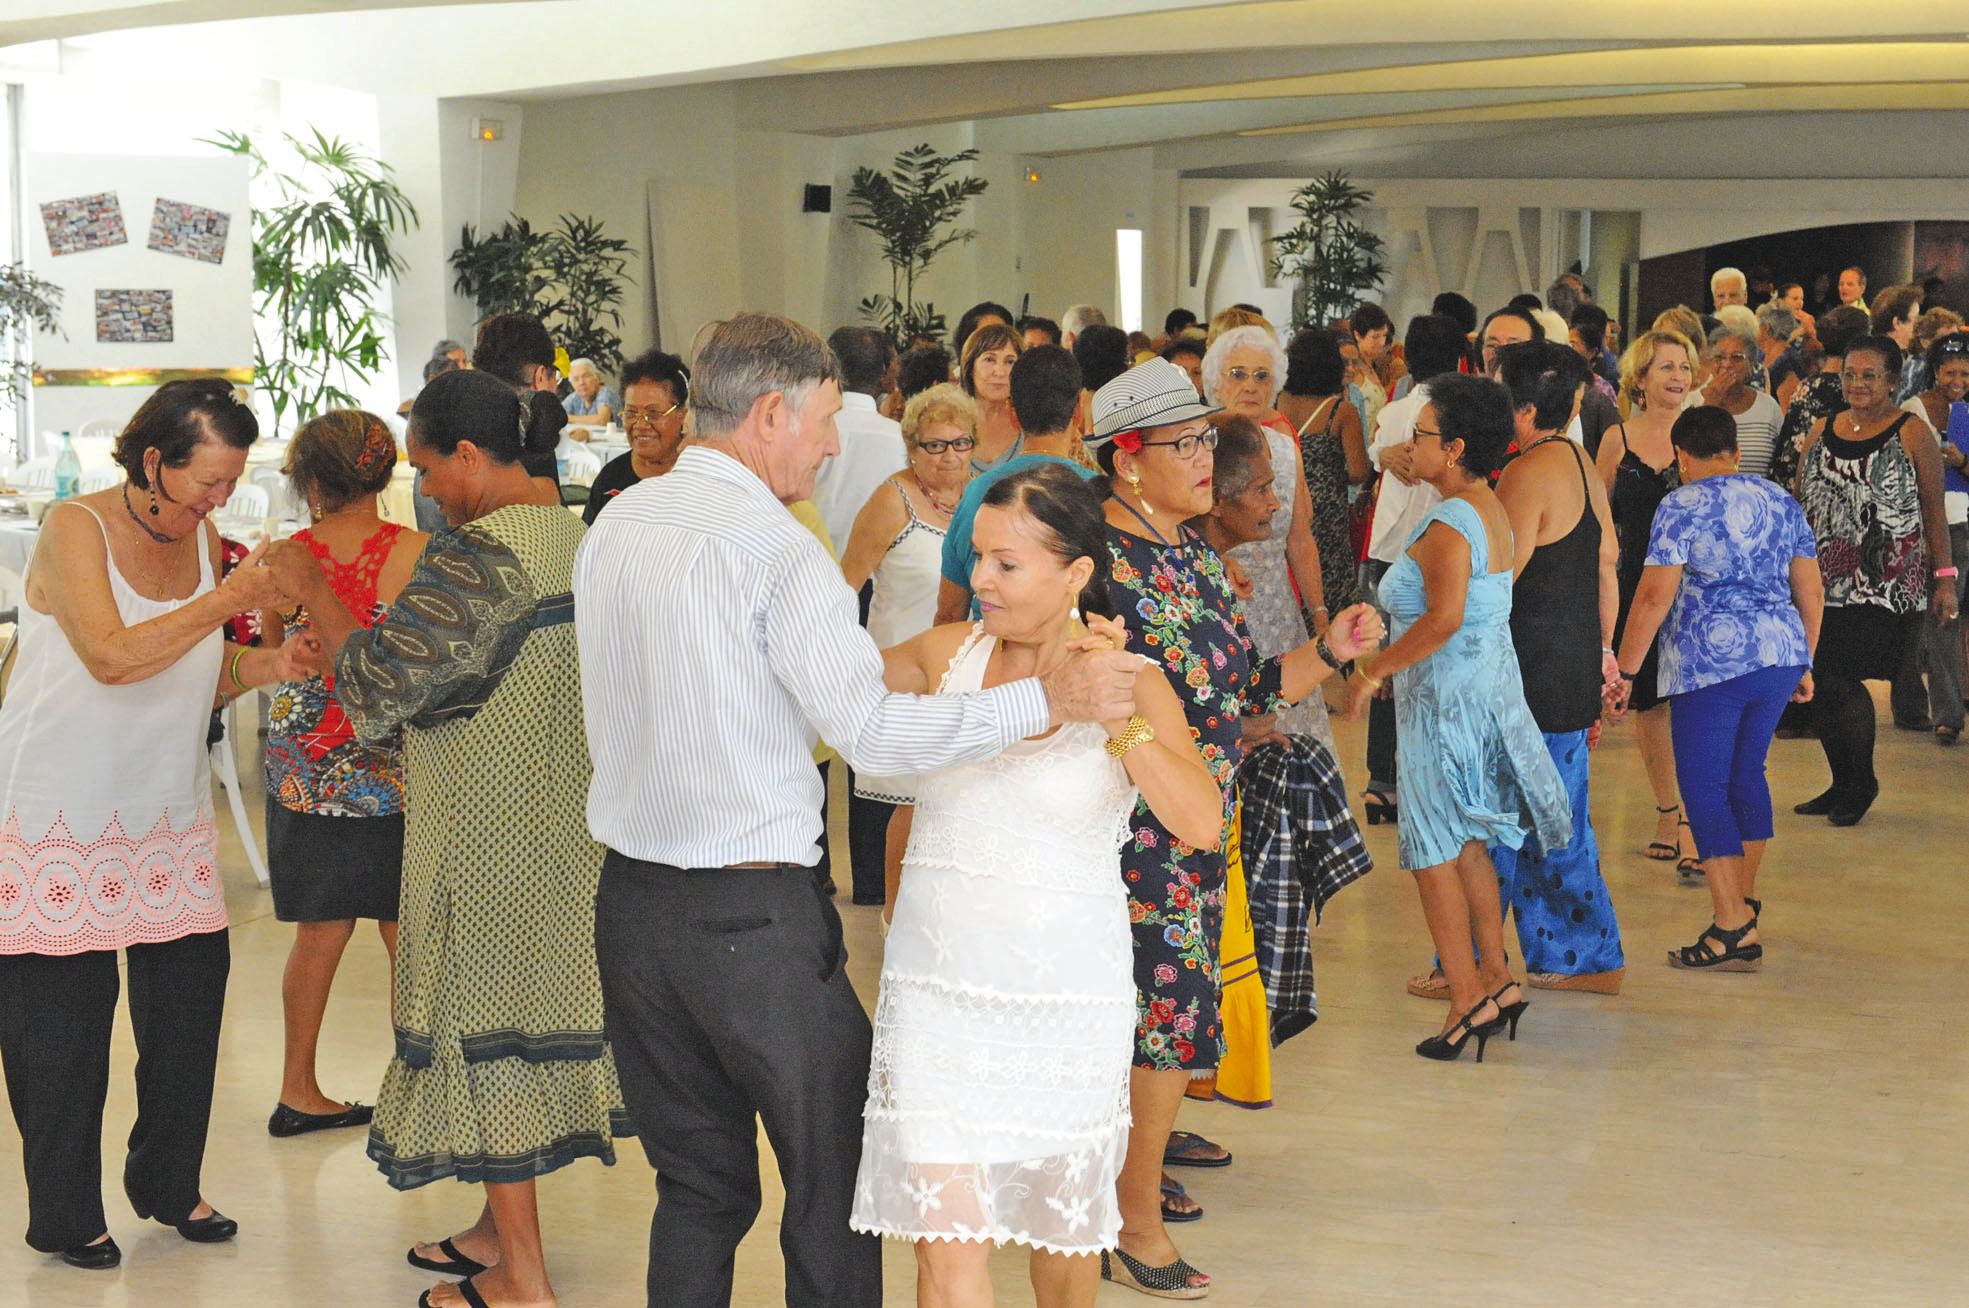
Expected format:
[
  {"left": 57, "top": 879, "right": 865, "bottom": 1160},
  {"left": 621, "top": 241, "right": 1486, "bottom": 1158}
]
[
  {"left": 978, "top": 461, "right": 1115, "bottom": 619},
  {"left": 472, "top": 312, "right": 556, "bottom": 388},
  {"left": 1425, "top": 373, "right": 1517, "bottom": 479},
  {"left": 1072, "top": 324, "right": 1131, "bottom": 393},
  {"left": 1009, "top": 345, "right": 1082, "bottom": 434},
  {"left": 953, "top": 301, "right": 1015, "bottom": 355},
  {"left": 1817, "top": 305, "right": 1871, "bottom": 358},
  {"left": 619, "top": 348, "right": 690, "bottom": 405},
  {"left": 1230, "top": 302, "right": 1264, "bottom": 316},
  {"left": 1843, "top": 333, "right": 1904, "bottom": 378},
  {"left": 1017, "top": 315, "right": 1062, "bottom": 345},
  {"left": 1164, "top": 308, "right": 1198, "bottom": 337},
  {"left": 1869, "top": 285, "right": 1922, "bottom": 335},
  {"left": 286, "top": 409, "right": 398, "bottom": 512},
  {"left": 896, "top": 343, "right": 954, "bottom": 403},
  {"left": 1432, "top": 292, "right": 1478, "bottom": 335},
  {"left": 1160, "top": 337, "right": 1204, "bottom": 366},
  {"left": 1404, "top": 314, "right": 1470, "bottom": 383},
  {"left": 1283, "top": 326, "right": 1345, "bottom": 397},
  {"left": 1672, "top": 405, "right": 1739, "bottom": 459},
  {"left": 1841, "top": 264, "right": 1868, "bottom": 288},
  {"left": 422, "top": 355, "right": 458, "bottom": 384},
  {"left": 1210, "top": 415, "right": 1272, "bottom": 502},
  {"left": 1494, "top": 339, "right": 1589, "bottom": 433},
  {"left": 115, "top": 377, "right": 258, "bottom": 488},
  {"left": 827, "top": 326, "right": 894, "bottom": 395},
  {"left": 1569, "top": 303, "right": 1611, "bottom": 353},
  {"left": 1507, "top": 292, "right": 1543, "bottom": 313},
  {"left": 409, "top": 367, "right": 560, "bottom": 466},
  {"left": 1351, "top": 302, "right": 1393, "bottom": 337},
  {"left": 1481, "top": 305, "right": 1545, "bottom": 343}
]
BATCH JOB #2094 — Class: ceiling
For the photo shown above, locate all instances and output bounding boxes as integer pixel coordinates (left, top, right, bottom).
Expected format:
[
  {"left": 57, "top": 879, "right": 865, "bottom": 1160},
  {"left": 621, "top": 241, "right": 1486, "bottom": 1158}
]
[{"left": 6, "top": 1, "right": 1967, "bottom": 171}]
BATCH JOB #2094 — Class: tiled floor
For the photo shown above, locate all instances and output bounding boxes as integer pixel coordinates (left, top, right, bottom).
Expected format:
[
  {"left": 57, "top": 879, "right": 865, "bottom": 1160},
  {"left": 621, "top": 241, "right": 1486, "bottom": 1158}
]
[{"left": 5, "top": 693, "right": 1966, "bottom": 1306}]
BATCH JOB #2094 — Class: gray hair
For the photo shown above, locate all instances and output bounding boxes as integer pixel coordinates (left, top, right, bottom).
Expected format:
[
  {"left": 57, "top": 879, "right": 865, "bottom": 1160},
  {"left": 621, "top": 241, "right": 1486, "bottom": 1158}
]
[
  {"left": 1756, "top": 302, "right": 1801, "bottom": 341},
  {"left": 432, "top": 338, "right": 466, "bottom": 358},
  {"left": 690, "top": 313, "right": 842, "bottom": 440},
  {"left": 1546, "top": 275, "right": 1588, "bottom": 319},
  {"left": 1201, "top": 324, "right": 1287, "bottom": 406},
  {"left": 1061, "top": 304, "right": 1107, "bottom": 337},
  {"left": 568, "top": 357, "right": 600, "bottom": 379},
  {"left": 1707, "top": 321, "right": 1759, "bottom": 356},
  {"left": 1710, "top": 266, "right": 1747, "bottom": 295}
]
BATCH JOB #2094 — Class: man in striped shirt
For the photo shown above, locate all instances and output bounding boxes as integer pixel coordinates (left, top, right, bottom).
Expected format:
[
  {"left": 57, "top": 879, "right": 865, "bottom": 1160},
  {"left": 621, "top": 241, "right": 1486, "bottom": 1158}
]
[{"left": 575, "top": 312, "right": 1141, "bottom": 1308}]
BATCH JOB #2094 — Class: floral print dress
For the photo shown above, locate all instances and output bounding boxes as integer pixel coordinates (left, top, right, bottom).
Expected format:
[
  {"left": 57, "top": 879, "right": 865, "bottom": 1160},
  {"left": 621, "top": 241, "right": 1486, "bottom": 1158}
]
[{"left": 1107, "top": 523, "right": 1284, "bottom": 1072}]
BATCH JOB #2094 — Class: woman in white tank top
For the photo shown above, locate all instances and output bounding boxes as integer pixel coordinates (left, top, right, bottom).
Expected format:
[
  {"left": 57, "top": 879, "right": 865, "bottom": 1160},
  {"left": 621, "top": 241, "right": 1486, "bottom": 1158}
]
[
  {"left": 0, "top": 381, "right": 311, "bottom": 1269},
  {"left": 849, "top": 463, "right": 1223, "bottom": 1307}
]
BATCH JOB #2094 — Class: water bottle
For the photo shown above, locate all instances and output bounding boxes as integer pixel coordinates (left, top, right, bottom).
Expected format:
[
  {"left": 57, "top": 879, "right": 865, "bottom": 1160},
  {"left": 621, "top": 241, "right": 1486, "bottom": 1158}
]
[{"left": 53, "top": 430, "right": 82, "bottom": 501}]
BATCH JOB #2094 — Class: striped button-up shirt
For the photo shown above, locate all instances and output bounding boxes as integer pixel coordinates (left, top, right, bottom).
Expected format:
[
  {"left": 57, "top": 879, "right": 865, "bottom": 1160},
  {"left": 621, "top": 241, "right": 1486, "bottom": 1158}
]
[{"left": 574, "top": 445, "right": 1050, "bottom": 868}]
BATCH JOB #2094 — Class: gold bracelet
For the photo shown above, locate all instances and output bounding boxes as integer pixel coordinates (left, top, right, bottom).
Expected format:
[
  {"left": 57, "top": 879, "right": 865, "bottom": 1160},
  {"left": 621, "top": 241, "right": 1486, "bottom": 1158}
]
[
  {"left": 228, "top": 645, "right": 252, "bottom": 694},
  {"left": 1357, "top": 667, "right": 1384, "bottom": 692},
  {"left": 1104, "top": 714, "right": 1157, "bottom": 758}
]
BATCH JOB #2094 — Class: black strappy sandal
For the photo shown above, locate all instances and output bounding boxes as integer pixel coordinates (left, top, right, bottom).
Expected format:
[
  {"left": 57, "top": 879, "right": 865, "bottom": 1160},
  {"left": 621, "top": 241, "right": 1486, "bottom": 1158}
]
[
  {"left": 1676, "top": 819, "right": 1704, "bottom": 885},
  {"left": 1103, "top": 1247, "right": 1210, "bottom": 1299},
  {"left": 1667, "top": 920, "right": 1762, "bottom": 972},
  {"left": 1415, "top": 996, "right": 1506, "bottom": 1063},
  {"left": 1644, "top": 805, "right": 1680, "bottom": 860},
  {"left": 407, "top": 1239, "right": 487, "bottom": 1278}
]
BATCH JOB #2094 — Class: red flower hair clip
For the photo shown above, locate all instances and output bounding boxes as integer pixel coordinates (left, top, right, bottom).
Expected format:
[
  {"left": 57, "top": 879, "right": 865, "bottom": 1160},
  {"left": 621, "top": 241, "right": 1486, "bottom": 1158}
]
[{"left": 1112, "top": 429, "right": 1144, "bottom": 454}]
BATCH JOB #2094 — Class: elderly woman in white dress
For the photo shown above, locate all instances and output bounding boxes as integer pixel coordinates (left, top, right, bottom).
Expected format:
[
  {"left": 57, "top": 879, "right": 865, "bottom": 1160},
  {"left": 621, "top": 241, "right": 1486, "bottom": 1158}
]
[
  {"left": 839, "top": 383, "right": 978, "bottom": 909},
  {"left": 851, "top": 463, "right": 1222, "bottom": 1308},
  {"left": 1202, "top": 322, "right": 1338, "bottom": 751}
]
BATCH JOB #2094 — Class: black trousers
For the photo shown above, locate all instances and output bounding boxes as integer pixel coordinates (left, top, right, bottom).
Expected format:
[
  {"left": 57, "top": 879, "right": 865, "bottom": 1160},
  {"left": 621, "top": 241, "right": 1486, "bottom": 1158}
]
[
  {"left": 1362, "top": 559, "right": 1399, "bottom": 793},
  {"left": 0, "top": 928, "right": 230, "bottom": 1251},
  {"left": 595, "top": 854, "right": 880, "bottom": 1308},
  {"left": 844, "top": 788, "right": 893, "bottom": 906}
]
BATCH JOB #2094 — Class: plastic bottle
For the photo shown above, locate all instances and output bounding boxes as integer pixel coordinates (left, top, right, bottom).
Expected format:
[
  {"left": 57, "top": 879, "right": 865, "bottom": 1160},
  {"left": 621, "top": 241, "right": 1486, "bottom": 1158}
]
[{"left": 53, "top": 430, "right": 82, "bottom": 501}]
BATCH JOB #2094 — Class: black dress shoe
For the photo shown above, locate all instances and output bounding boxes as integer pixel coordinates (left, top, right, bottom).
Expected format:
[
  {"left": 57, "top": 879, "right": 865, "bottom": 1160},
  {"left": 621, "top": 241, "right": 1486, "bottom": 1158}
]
[
  {"left": 127, "top": 1185, "right": 239, "bottom": 1243},
  {"left": 1792, "top": 788, "right": 1838, "bottom": 816},
  {"left": 60, "top": 1237, "right": 120, "bottom": 1270},
  {"left": 1827, "top": 784, "right": 1879, "bottom": 827},
  {"left": 268, "top": 1101, "right": 374, "bottom": 1138}
]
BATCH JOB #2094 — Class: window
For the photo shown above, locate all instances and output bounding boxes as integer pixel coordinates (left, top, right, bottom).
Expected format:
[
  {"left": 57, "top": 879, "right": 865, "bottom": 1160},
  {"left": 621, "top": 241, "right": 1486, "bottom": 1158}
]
[{"left": 1115, "top": 228, "right": 1143, "bottom": 334}]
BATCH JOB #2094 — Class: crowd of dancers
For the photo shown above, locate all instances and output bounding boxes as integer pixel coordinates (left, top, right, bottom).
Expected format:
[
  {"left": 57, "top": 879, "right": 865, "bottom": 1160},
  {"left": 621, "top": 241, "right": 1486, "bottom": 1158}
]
[{"left": 0, "top": 264, "right": 1959, "bottom": 1307}]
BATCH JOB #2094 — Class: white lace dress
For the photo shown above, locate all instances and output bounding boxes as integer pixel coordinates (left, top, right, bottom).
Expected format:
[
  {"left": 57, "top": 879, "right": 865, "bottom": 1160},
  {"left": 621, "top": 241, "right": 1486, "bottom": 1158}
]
[{"left": 850, "top": 626, "right": 1139, "bottom": 1254}]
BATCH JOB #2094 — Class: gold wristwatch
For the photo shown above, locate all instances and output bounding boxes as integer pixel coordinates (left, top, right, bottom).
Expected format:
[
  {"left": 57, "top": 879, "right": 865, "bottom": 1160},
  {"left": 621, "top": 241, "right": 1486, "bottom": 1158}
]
[{"left": 1105, "top": 714, "right": 1156, "bottom": 758}]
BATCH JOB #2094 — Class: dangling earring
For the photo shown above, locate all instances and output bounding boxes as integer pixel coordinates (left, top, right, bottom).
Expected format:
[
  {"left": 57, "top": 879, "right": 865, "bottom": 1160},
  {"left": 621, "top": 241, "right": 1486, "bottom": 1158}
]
[
  {"left": 1070, "top": 606, "right": 1082, "bottom": 623},
  {"left": 148, "top": 487, "right": 160, "bottom": 516},
  {"left": 1127, "top": 470, "right": 1152, "bottom": 514},
  {"left": 309, "top": 498, "right": 324, "bottom": 523}
]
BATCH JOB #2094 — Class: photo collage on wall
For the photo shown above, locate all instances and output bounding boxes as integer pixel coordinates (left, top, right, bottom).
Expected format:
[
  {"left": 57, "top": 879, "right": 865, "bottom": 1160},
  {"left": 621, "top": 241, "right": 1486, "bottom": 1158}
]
[{"left": 38, "top": 189, "right": 231, "bottom": 346}]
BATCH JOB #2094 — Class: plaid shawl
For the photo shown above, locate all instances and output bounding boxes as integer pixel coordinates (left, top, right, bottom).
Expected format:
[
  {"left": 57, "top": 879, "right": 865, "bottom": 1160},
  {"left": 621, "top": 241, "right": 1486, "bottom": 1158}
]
[{"left": 1238, "top": 734, "right": 1373, "bottom": 1046}]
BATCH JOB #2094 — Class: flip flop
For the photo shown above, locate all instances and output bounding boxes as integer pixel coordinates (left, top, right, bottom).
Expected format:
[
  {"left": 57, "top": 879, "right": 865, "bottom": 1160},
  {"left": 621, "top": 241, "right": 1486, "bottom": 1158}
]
[
  {"left": 418, "top": 1277, "right": 490, "bottom": 1308},
  {"left": 1160, "top": 1177, "right": 1204, "bottom": 1223},
  {"left": 1163, "top": 1130, "right": 1232, "bottom": 1168},
  {"left": 407, "top": 1239, "right": 487, "bottom": 1278}
]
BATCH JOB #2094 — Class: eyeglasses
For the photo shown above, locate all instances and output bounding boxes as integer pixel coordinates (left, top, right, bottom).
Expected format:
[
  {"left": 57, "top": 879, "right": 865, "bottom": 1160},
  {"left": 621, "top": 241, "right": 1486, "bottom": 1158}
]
[
  {"left": 1141, "top": 428, "right": 1220, "bottom": 459},
  {"left": 1412, "top": 426, "right": 1445, "bottom": 441},
  {"left": 915, "top": 435, "right": 977, "bottom": 455},
  {"left": 1227, "top": 367, "right": 1273, "bottom": 385},
  {"left": 1712, "top": 353, "right": 1751, "bottom": 366},
  {"left": 621, "top": 401, "right": 684, "bottom": 426},
  {"left": 1840, "top": 369, "right": 1889, "bottom": 385}
]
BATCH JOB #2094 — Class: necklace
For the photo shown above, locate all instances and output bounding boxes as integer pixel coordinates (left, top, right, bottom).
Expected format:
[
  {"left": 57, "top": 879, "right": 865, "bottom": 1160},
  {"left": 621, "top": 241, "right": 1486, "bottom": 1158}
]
[
  {"left": 912, "top": 474, "right": 956, "bottom": 517},
  {"left": 122, "top": 483, "right": 178, "bottom": 544},
  {"left": 1113, "top": 493, "right": 1173, "bottom": 546}
]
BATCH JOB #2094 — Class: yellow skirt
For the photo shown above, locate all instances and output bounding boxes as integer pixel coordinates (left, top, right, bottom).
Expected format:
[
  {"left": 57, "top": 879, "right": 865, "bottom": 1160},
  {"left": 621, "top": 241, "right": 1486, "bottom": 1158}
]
[{"left": 1185, "top": 802, "right": 1274, "bottom": 1109}]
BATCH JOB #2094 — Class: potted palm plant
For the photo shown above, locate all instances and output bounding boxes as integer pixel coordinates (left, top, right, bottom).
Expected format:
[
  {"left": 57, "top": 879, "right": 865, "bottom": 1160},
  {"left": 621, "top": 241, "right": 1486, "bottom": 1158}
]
[
  {"left": 846, "top": 144, "right": 989, "bottom": 348},
  {"left": 1270, "top": 170, "right": 1388, "bottom": 331}
]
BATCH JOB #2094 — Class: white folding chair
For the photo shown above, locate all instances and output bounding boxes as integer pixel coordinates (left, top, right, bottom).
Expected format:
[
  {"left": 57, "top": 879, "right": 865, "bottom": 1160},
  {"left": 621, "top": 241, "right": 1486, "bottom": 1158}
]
[
  {"left": 563, "top": 443, "right": 603, "bottom": 486},
  {"left": 220, "top": 483, "right": 270, "bottom": 523},
  {"left": 211, "top": 697, "right": 270, "bottom": 886},
  {"left": 251, "top": 465, "right": 305, "bottom": 525},
  {"left": 15, "top": 459, "right": 54, "bottom": 491}
]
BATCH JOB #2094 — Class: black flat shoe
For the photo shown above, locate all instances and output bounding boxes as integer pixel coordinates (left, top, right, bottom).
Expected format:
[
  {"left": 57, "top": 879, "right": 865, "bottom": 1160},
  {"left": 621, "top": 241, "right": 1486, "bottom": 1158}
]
[
  {"left": 268, "top": 1101, "right": 374, "bottom": 1138},
  {"left": 127, "top": 1186, "right": 238, "bottom": 1243},
  {"left": 60, "top": 1237, "right": 120, "bottom": 1270},
  {"left": 1828, "top": 785, "right": 1878, "bottom": 827},
  {"left": 1792, "top": 788, "right": 1837, "bottom": 816}
]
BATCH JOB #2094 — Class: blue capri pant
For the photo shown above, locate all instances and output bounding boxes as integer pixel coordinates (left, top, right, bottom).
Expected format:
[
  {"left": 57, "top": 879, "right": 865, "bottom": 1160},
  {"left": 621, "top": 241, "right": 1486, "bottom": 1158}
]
[{"left": 1669, "top": 664, "right": 1806, "bottom": 860}]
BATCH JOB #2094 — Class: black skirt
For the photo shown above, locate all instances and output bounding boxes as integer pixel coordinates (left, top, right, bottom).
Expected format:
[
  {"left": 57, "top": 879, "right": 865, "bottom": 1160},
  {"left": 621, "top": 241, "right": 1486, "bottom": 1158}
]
[
  {"left": 266, "top": 803, "right": 403, "bottom": 923},
  {"left": 1815, "top": 604, "right": 1921, "bottom": 684}
]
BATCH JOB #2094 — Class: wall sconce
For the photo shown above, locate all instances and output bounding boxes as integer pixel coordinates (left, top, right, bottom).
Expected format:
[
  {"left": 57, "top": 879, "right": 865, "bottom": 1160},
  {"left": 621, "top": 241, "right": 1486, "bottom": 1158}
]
[
  {"left": 472, "top": 117, "right": 504, "bottom": 143},
  {"left": 1025, "top": 167, "right": 1041, "bottom": 184}
]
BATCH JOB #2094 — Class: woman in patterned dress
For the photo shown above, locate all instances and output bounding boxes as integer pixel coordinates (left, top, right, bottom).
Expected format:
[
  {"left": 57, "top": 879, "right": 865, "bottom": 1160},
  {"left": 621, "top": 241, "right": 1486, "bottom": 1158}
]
[
  {"left": 262, "top": 411, "right": 430, "bottom": 1140},
  {"left": 1085, "top": 360, "right": 1382, "bottom": 1295},
  {"left": 272, "top": 369, "right": 626, "bottom": 1308}
]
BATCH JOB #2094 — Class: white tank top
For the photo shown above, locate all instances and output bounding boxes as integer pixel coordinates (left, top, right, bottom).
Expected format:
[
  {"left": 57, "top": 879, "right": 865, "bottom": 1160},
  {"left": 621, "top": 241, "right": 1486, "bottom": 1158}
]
[{"left": 0, "top": 504, "right": 228, "bottom": 955}]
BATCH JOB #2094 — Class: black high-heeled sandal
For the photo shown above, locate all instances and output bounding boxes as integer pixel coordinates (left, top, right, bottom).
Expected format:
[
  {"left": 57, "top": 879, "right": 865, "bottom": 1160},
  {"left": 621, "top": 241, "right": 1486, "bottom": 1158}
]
[
  {"left": 1362, "top": 792, "right": 1398, "bottom": 826},
  {"left": 1415, "top": 996, "right": 1506, "bottom": 1063},
  {"left": 1644, "top": 805, "right": 1680, "bottom": 859},
  {"left": 1490, "top": 982, "right": 1530, "bottom": 1041},
  {"left": 1667, "top": 919, "right": 1762, "bottom": 972},
  {"left": 1102, "top": 1247, "right": 1210, "bottom": 1299}
]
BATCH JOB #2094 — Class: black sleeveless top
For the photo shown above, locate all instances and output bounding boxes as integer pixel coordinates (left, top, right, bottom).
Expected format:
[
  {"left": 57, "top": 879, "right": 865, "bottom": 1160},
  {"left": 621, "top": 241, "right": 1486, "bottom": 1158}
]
[{"left": 1510, "top": 437, "right": 1604, "bottom": 733}]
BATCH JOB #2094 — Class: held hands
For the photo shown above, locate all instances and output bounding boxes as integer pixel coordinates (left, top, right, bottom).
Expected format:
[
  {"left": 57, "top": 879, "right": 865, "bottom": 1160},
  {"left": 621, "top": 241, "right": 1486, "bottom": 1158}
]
[
  {"left": 1323, "top": 603, "right": 1385, "bottom": 665},
  {"left": 1605, "top": 675, "right": 1632, "bottom": 722},
  {"left": 1069, "top": 614, "right": 1140, "bottom": 736},
  {"left": 262, "top": 538, "right": 326, "bottom": 605},
  {"left": 272, "top": 628, "right": 328, "bottom": 682},
  {"left": 1045, "top": 615, "right": 1140, "bottom": 725},
  {"left": 215, "top": 540, "right": 295, "bottom": 614}
]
